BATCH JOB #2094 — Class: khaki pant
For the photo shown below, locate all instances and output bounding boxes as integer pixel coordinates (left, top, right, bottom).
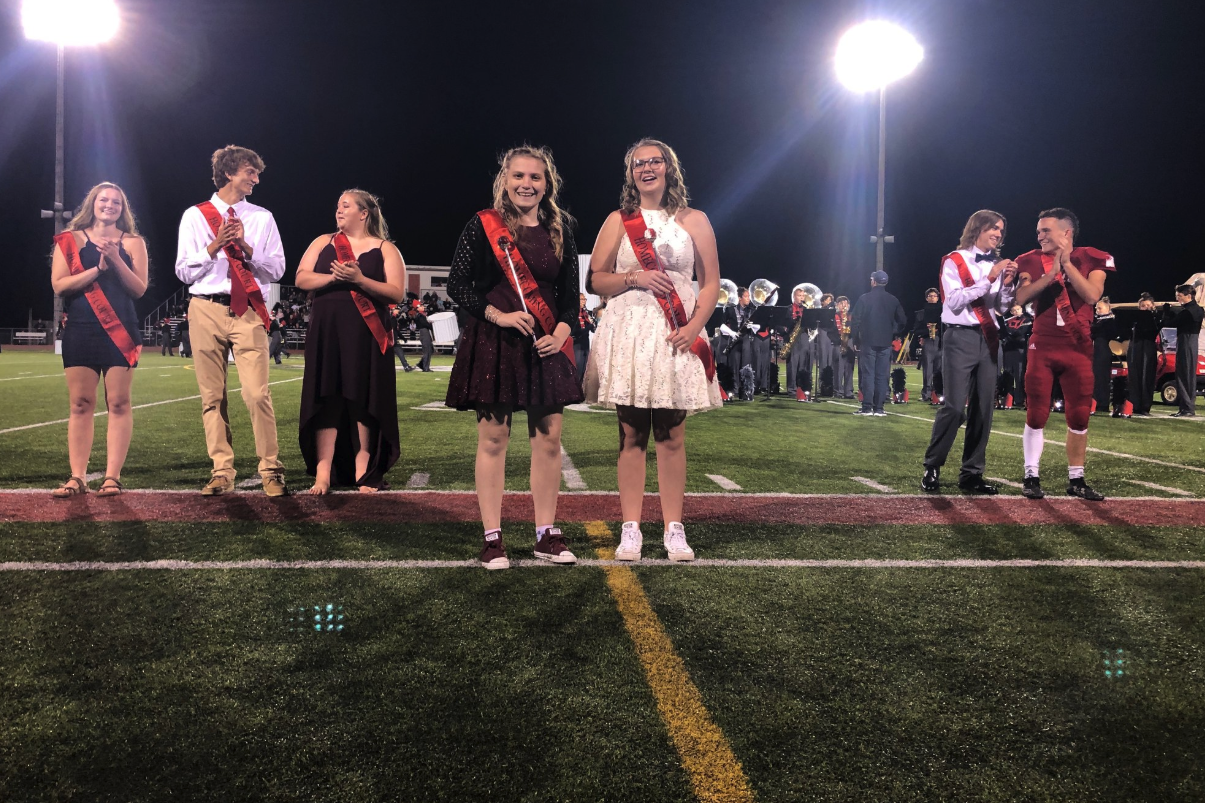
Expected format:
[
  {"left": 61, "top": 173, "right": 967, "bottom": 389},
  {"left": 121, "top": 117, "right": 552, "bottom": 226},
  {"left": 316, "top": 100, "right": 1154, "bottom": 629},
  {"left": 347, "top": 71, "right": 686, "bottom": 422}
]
[{"left": 189, "top": 297, "right": 282, "bottom": 480}]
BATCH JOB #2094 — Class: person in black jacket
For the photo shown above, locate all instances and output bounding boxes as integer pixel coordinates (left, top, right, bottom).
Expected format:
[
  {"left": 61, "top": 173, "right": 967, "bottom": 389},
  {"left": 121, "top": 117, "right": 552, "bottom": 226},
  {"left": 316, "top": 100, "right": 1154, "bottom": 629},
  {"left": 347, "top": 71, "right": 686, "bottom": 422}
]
[
  {"left": 850, "top": 271, "right": 907, "bottom": 415},
  {"left": 914, "top": 287, "right": 943, "bottom": 402},
  {"left": 1164, "top": 284, "right": 1203, "bottom": 416},
  {"left": 414, "top": 303, "right": 434, "bottom": 371},
  {"left": 573, "top": 293, "right": 595, "bottom": 384},
  {"left": 1000, "top": 304, "right": 1032, "bottom": 408},
  {"left": 1090, "top": 298, "right": 1119, "bottom": 413},
  {"left": 159, "top": 317, "right": 175, "bottom": 357},
  {"left": 1127, "top": 293, "right": 1159, "bottom": 416}
]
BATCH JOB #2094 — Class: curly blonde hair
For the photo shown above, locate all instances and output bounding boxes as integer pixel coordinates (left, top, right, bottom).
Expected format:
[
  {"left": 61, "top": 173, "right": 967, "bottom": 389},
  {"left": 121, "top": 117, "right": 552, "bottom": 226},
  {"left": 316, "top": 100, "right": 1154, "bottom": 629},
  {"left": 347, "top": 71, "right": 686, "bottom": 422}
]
[
  {"left": 67, "top": 182, "right": 139, "bottom": 235},
  {"left": 620, "top": 138, "right": 690, "bottom": 216},
  {"left": 341, "top": 189, "right": 390, "bottom": 241},
  {"left": 490, "top": 145, "right": 572, "bottom": 261}
]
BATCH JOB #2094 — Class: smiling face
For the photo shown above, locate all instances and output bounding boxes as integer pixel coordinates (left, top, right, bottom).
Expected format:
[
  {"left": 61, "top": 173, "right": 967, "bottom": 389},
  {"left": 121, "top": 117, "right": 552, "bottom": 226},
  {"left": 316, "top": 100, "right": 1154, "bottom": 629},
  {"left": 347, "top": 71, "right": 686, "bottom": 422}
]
[
  {"left": 1036, "top": 216, "right": 1071, "bottom": 254},
  {"left": 225, "top": 163, "right": 260, "bottom": 197},
  {"left": 93, "top": 188, "right": 124, "bottom": 224},
  {"left": 335, "top": 193, "right": 368, "bottom": 231},
  {"left": 629, "top": 145, "right": 667, "bottom": 201},
  {"left": 974, "top": 219, "right": 1005, "bottom": 253},
  {"left": 505, "top": 155, "right": 547, "bottom": 216}
]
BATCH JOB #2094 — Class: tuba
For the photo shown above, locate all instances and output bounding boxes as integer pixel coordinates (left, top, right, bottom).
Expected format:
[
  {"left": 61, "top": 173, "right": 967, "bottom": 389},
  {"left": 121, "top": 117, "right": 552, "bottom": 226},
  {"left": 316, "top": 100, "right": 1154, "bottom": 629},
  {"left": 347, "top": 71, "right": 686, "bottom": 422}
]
[
  {"left": 721, "top": 278, "right": 777, "bottom": 357},
  {"left": 780, "top": 282, "right": 823, "bottom": 361},
  {"left": 716, "top": 278, "right": 739, "bottom": 308}
]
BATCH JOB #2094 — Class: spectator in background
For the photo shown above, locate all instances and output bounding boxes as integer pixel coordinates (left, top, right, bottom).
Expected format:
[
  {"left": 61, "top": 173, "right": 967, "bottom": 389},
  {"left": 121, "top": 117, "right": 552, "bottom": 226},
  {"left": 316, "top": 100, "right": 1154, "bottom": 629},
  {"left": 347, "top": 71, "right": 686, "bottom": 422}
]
[
  {"left": 414, "top": 302, "right": 435, "bottom": 371},
  {"left": 178, "top": 312, "right": 191, "bottom": 358},
  {"left": 391, "top": 305, "right": 415, "bottom": 372},
  {"left": 1127, "top": 293, "right": 1159, "bottom": 416},
  {"left": 851, "top": 270, "right": 907, "bottom": 416},
  {"left": 1090, "top": 297, "right": 1119, "bottom": 414},
  {"left": 1165, "top": 284, "right": 1203, "bottom": 417},
  {"left": 573, "top": 292, "right": 595, "bottom": 384},
  {"left": 269, "top": 309, "right": 286, "bottom": 365},
  {"left": 159, "top": 317, "right": 175, "bottom": 357}
]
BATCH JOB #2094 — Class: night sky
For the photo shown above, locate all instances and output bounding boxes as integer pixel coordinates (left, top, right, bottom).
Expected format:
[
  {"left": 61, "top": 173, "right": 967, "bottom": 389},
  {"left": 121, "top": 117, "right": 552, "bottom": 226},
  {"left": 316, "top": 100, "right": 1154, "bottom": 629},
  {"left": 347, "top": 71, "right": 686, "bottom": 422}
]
[{"left": 2, "top": 0, "right": 1203, "bottom": 328}]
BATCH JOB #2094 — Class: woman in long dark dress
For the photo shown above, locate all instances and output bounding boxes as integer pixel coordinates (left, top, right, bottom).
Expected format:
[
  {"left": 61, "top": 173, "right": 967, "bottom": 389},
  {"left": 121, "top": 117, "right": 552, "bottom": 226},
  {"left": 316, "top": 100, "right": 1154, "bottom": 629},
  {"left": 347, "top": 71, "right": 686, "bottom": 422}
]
[
  {"left": 50, "top": 182, "right": 148, "bottom": 498},
  {"left": 446, "top": 145, "right": 583, "bottom": 570},
  {"left": 295, "top": 190, "right": 405, "bottom": 493}
]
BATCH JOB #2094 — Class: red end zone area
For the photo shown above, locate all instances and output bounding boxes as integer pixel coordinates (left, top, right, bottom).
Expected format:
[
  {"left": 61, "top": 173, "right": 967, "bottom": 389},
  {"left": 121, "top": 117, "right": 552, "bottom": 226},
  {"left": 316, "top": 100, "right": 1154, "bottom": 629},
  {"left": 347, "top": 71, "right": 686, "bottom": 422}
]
[{"left": 2, "top": 491, "right": 1202, "bottom": 527}]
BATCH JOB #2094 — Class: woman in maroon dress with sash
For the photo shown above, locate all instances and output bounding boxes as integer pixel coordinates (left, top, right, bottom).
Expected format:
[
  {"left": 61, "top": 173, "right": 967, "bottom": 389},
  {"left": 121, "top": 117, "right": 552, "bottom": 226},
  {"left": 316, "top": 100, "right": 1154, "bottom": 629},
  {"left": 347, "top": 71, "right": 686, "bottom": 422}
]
[
  {"left": 50, "top": 182, "right": 148, "bottom": 498},
  {"left": 446, "top": 145, "right": 583, "bottom": 569},
  {"left": 295, "top": 190, "right": 405, "bottom": 493}
]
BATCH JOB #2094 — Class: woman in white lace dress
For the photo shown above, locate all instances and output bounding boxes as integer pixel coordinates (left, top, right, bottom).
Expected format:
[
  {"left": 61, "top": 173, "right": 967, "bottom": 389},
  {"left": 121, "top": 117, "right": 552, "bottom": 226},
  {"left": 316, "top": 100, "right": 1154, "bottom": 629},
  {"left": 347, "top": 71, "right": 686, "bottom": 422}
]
[{"left": 585, "top": 139, "right": 723, "bottom": 562}]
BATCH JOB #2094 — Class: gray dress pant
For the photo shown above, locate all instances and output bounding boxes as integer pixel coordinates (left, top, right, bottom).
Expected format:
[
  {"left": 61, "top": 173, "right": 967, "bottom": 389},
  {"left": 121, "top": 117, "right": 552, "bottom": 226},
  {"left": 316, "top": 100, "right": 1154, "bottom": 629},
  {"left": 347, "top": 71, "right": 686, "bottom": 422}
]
[
  {"left": 785, "top": 337, "right": 811, "bottom": 393},
  {"left": 836, "top": 349, "right": 855, "bottom": 398},
  {"left": 418, "top": 330, "right": 434, "bottom": 371},
  {"left": 920, "top": 336, "right": 941, "bottom": 401},
  {"left": 1175, "top": 335, "right": 1199, "bottom": 414},
  {"left": 923, "top": 326, "right": 998, "bottom": 479}
]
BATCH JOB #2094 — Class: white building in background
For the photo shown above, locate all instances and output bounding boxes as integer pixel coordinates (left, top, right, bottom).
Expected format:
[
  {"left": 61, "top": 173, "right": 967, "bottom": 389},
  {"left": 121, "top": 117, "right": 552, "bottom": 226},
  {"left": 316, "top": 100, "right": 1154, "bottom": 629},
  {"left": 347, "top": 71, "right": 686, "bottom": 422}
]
[{"left": 405, "top": 265, "right": 452, "bottom": 301}]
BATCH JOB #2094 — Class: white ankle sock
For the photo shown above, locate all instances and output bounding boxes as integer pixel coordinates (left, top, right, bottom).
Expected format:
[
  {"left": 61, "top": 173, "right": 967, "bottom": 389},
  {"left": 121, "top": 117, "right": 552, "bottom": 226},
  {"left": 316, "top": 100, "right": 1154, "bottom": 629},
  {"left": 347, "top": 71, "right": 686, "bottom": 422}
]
[
  {"left": 1023, "top": 425, "right": 1045, "bottom": 478},
  {"left": 622, "top": 520, "right": 641, "bottom": 532},
  {"left": 484, "top": 528, "right": 501, "bottom": 542},
  {"left": 1068, "top": 466, "right": 1084, "bottom": 480},
  {"left": 535, "top": 524, "right": 553, "bottom": 541}
]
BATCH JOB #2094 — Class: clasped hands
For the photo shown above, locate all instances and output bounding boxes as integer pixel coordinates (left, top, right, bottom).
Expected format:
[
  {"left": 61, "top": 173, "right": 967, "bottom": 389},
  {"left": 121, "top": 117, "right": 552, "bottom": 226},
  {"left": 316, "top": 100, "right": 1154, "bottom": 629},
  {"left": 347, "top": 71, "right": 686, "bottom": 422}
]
[
  {"left": 628, "top": 270, "right": 676, "bottom": 297},
  {"left": 209, "top": 218, "right": 251, "bottom": 257},
  {"left": 330, "top": 259, "right": 365, "bottom": 286},
  {"left": 495, "top": 310, "right": 566, "bottom": 357}
]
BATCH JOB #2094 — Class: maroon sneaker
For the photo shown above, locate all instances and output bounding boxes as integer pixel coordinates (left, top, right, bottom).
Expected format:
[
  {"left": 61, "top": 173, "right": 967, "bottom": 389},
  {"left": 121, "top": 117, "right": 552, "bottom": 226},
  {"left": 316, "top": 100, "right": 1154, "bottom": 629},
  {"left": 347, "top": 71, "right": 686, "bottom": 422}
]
[
  {"left": 480, "top": 531, "right": 510, "bottom": 570},
  {"left": 534, "top": 527, "right": 576, "bottom": 565}
]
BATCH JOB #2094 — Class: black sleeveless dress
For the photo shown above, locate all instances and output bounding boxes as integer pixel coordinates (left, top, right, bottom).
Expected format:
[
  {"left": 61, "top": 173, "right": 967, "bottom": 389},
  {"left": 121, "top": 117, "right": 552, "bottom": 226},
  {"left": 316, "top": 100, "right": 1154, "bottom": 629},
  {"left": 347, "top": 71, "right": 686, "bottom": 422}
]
[
  {"left": 298, "top": 240, "right": 400, "bottom": 488},
  {"left": 445, "top": 224, "right": 583, "bottom": 410},
  {"left": 61, "top": 237, "right": 142, "bottom": 369}
]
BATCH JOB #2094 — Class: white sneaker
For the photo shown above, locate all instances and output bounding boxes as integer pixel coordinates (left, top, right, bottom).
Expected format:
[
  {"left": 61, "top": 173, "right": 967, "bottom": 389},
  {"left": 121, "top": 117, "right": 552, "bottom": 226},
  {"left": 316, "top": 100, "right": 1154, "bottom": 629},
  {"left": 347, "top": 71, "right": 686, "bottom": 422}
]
[
  {"left": 615, "top": 523, "right": 642, "bottom": 561},
  {"left": 664, "top": 522, "right": 695, "bottom": 562}
]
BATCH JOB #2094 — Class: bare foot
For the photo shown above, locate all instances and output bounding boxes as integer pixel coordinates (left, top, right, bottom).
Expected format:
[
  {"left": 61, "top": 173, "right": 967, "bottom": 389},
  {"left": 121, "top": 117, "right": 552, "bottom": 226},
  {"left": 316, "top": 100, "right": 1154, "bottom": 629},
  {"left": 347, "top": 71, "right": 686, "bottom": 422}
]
[
  {"left": 358, "top": 485, "right": 379, "bottom": 494},
  {"left": 304, "top": 481, "right": 330, "bottom": 495}
]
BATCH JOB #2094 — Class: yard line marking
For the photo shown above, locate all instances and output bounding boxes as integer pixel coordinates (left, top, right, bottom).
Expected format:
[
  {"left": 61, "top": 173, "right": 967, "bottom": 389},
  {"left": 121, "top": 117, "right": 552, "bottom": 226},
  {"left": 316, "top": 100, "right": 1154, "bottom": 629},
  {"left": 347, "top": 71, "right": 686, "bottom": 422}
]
[
  {"left": 584, "top": 521, "right": 757, "bottom": 803},
  {"left": 3, "top": 557, "right": 1202, "bottom": 572},
  {"left": 987, "top": 477, "right": 1025, "bottom": 489},
  {"left": 0, "top": 373, "right": 62, "bottom": 382},
  {"left": 406, "top": 472, "right": 430, "bottom": 489},
  {"left": 706, "top": 474, "right": 742, "bottom": 491},
  {"left": 561, "top": 446, "right": 587, "bottom": 490},
  {"left": 1125, "top": 479, "right": 1194, "bottom": 497},
  {"left": 0, "top": 377, "right": 303, "bottom": 435},
  {"left": 827, "top": 400, "right": 1205, "bottom": 475},
  {"left": 851, "top": 476, "right": 895, "bottom": 493},
  {"left": 237, "top": 477, "right": 263, "bottom": 489},
  {"left": 564, "top": 403, "right": 611, "bottom": 413},
  {"left": 83, "top": 472, "right": 104, "bottom": 483},
  {"left": 409, "top": 401, "right": 454, "bottom": 411}
]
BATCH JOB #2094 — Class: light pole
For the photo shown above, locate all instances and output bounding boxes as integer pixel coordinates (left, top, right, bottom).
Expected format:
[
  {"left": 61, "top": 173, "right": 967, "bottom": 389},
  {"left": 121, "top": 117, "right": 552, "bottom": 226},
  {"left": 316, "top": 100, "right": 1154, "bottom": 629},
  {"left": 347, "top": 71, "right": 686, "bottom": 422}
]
[
  {"left": 835, "top": 21, "right": 923, "bottom": 272},
  {"left": 22, "top": 0, "right": 120, "bottom": 333}
]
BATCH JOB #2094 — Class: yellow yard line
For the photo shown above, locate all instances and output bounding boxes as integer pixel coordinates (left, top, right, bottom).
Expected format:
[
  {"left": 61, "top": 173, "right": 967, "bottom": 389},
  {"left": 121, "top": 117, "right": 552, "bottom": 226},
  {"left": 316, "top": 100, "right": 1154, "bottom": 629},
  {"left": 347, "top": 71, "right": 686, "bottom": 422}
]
[{"left": 585, "top": 521, "right": 756, "bottom": 803}]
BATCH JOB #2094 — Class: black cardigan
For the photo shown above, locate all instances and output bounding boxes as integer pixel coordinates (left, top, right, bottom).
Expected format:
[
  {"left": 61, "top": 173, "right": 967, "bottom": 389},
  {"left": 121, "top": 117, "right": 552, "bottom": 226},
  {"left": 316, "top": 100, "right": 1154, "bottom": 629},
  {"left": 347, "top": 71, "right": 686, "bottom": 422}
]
[{"left": 446, "top": 213, "right": 579, "bottom": 330}]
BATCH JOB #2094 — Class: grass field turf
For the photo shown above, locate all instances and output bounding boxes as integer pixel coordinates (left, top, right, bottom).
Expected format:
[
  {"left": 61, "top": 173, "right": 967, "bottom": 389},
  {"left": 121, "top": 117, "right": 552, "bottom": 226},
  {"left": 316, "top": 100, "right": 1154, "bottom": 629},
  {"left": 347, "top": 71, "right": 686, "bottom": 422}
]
[{"left": 1, "top": 351, "right": 1204, "bottom": 801}]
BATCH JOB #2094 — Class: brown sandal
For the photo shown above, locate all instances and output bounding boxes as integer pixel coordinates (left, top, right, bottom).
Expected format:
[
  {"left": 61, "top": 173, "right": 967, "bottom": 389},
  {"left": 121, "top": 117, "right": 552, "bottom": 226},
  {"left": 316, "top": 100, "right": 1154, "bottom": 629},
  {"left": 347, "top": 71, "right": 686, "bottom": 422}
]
[
  {"left": 51, "top": 476, "right": 89, "bottom": 499},
  {"left": 96, "top": 476, "right": 125, "bottom": 497}
]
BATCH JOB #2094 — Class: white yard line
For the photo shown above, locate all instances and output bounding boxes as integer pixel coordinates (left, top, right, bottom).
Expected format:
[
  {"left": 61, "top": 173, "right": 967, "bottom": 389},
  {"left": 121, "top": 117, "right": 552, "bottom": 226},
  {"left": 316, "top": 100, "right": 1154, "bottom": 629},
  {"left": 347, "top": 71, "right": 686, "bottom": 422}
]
[
  {"left": 1124, "top": 479, "right": 1194, "bottom": 497},
  {"left": 236, "top": 477, "right": 263, "bottom": 489},
  {"left": 406, "top": 472, "right": 430, "bottom": 489},
  {"left": 83, "top": 472, "right": 105, "bottom": 483},
  {"left": 410, "top": 402, "right": 454, "bottom": 411},
  {"left": 706, "top": 474, "right": 742, "bottom": 491},
  {"left": 1, "top": 557, "right": 1201, "bottom": 572},
  {"left": 851, "top": 476, "right": 896, "bottom": 493},
  {"left": 827, "top": 400, "right": 1205, "bottom": 475},
  {"left": 0, "top": 373, "right": 63, "bottom": 382},
  {"left": 560, "top": 446, "right": 587, "bottom": 490},
  {"left": 0, "top": 377, "right": 303, "bottom": 435},
  {"left": 986, "top": 477, "right": 1025, "bottom": 489}
]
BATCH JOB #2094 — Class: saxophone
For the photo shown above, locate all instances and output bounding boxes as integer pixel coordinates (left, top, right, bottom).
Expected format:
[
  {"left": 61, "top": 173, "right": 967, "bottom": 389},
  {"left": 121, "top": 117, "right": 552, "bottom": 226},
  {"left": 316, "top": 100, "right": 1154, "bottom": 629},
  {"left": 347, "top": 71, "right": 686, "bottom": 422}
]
[
  {"left": 780, "top": 309, "right": 806, "bottom": 360},
  {"left": 838, "top": 310, "right": 851, "bottom": 354}
]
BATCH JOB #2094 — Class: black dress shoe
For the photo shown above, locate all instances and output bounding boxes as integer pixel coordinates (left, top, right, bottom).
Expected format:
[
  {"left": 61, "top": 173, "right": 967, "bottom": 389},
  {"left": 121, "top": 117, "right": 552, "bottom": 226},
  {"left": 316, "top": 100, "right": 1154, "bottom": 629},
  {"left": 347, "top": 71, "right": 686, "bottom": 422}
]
[
  {"left": 1022, "top": 476, "right": 1045, "bottom": 499},
  {"left": 958, "top": 475, "right": 998, "bottom": 495},
  {"left": 1067, "top": 478, "right": 1105, "bottom": 501},
  {"left": 920, "top": 467, "right": 940, "bottom": 492}
]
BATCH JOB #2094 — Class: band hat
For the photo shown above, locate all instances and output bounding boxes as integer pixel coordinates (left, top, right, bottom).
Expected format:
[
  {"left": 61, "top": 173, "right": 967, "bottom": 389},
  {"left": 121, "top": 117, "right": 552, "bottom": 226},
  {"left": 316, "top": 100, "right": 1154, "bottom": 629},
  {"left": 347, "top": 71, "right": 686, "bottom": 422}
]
[{"left": 871, "top": 270, "right": 889, "bottom": 284}]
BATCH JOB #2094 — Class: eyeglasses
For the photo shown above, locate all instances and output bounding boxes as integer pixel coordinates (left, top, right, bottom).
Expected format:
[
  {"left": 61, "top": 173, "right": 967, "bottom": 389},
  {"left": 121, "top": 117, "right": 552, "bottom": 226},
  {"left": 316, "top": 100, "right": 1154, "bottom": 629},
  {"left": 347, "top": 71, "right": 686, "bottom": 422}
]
[{"left": 631, "top": 157, "right": 666, "bottom": 170}]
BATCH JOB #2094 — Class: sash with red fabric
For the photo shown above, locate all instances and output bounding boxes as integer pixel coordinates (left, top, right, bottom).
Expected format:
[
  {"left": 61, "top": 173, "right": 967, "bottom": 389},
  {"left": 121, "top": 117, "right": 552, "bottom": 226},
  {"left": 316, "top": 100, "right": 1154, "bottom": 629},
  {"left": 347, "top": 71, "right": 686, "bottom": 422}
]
[
  {"left": 196, "top": 202, "right": 272, "bottom": 329},
  {"left": 332, "top": 233, "right": 392, "bottom": 354},
  {"left": 1015, "top": 247, "right": 1113, "bottom": 350},
  {"left": 1038, "top": 253, "right": 1088, "bottom": 349},
  {"left": 618, "top": 210, "right": 717, "bottom": 382},
  {"left": 940, "top": 251, "right": 999, "bottom": 361},
  {"left": 54, "top": 232, "right": 141, "bottom": 367},
  {"left": 476, "top": 209, "right": 575, "bottom": 366}
]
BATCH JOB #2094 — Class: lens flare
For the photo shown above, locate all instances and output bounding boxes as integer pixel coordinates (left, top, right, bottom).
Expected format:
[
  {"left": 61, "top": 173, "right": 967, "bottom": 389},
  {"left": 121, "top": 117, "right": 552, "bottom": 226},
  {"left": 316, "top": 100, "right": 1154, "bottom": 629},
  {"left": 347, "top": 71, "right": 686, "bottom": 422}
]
[
  {"left": 22, "top": 0, "right": 120, "bottom": 47},
  {"left": 835, "top": 21, "right": 923, "bottom": 92}
]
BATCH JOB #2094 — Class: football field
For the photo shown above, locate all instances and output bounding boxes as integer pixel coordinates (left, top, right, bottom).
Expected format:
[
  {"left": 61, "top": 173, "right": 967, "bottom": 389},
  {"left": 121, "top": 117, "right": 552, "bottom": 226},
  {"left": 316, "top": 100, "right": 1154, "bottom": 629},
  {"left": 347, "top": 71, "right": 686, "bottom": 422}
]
[{"left": 1, "top": 351, "right": 1203, "bottom": 802}]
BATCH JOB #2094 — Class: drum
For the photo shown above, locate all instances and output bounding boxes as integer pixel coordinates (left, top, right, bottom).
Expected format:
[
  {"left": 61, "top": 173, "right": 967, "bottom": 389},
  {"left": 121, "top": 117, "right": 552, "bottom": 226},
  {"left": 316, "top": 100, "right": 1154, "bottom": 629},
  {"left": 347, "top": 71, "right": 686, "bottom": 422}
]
[{"left": 429, "top": 311, "right": 459, "bottom": 343}]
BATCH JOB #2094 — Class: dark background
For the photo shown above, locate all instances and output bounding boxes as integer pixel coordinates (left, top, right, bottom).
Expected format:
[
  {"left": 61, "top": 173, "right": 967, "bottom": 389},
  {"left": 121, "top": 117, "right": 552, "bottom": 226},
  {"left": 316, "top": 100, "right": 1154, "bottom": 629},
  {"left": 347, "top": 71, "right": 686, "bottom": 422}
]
[{"left": 1, "top": 0, "right": 1202, "bottom": 327}]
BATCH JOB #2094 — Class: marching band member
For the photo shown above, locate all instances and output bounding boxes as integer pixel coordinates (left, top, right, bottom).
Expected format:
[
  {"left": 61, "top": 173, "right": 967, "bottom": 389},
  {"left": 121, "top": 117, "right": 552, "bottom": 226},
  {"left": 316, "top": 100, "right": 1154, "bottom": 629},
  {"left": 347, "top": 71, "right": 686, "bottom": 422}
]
[
  {"left": 573, "top": 292, "right": 595, "bottom": 383},
  {"left": 921, "top": 210, "right": 1016, "bottom": 493},
  {"left": 784, "top": 286, "right": 810, "bottom": 398},
  {"left": 445, "top": 145, "right": 582, "bottom": 569},
  {"left": 586, "top": 138, "right": 723, "bottom": 563},
  {"left": 1016, "top": 208, "right": 1114, "bottom": 500},
  {"left": 1126, "top": 293, "right": 1159, "bottom": 416},
  {"left": 914, "top": 287, "right": 942, "bottom": 403},
  {"left": 813, "top": 293, "right": 837, "bottom": 395},
  {"left": 834, "top": 296, "right": 855, "bottom": 398},
  {"left": 1000, "top": 303, "right": 1033, "bottom": 408}
]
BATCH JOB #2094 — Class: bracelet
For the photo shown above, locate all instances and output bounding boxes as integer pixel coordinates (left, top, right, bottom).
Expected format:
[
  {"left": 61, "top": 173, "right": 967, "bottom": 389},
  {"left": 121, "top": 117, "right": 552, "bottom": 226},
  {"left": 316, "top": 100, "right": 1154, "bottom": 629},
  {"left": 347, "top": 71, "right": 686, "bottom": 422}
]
[
  {"left": 485, "top": 305, "right": 499, "bottom": 324},
  {"left": 626, "top": 271, "right": 641, "bottom": 288}
]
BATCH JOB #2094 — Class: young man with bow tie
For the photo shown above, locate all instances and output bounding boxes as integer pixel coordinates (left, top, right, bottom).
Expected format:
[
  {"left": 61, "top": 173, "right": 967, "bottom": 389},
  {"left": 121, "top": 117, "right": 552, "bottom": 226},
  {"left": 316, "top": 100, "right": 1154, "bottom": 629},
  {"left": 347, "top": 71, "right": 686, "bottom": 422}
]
[
  {"left": 921, "top": 210, "right": 1017, "bottom": 494},
  {"left": 175, "top": 145, "right": 288, "bottom": 496},
  {"left": 1014, "top": 208, "right": 1114, "bottom": 500}
]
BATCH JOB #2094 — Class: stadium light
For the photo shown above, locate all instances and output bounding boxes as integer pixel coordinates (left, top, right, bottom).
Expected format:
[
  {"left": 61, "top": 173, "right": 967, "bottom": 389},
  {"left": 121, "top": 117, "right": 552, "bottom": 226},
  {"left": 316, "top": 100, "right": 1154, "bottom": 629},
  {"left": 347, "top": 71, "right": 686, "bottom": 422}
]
[
  {"left": 834, "top": 21, "right": 922, "bottom": 271},
  {"left": 23, "top": 0, "right": 121, "bottom": 337}
]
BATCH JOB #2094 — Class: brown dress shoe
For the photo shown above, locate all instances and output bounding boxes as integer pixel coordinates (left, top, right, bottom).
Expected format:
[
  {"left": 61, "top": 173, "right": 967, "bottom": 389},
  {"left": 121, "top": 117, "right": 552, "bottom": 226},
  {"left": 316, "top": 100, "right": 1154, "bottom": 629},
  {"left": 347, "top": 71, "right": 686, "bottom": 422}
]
[
  {"left": 262, "top": 473, "right": 288, "bottom": 497},
  {"left": 201, "top": 475, "right": 234, "bottom": 496}
]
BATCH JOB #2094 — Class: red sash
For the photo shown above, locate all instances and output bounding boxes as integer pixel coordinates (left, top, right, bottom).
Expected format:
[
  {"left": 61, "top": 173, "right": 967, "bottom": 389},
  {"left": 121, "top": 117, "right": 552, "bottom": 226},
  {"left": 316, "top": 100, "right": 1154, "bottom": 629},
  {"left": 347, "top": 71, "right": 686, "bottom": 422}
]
[
  {"left": 1040, "top": 253, "right": 1088, "bottom": 349},
  {"left": 941, "top": 252, "right": 999, "bottom": 361},
  {"left": 618, "top": 210, "right": 717, "bottom": 382},
  {"left": 55, "top": 233, "right": 141, "bottom": 367},
  {"left": 476, "top": 210, "right": 574, "bottom": 366},
  {"left": 332, "top": 233, "right": 392, "bottom": 354},
  {"left": 196, "top": 202, "right": 271, "bottom": 329}
]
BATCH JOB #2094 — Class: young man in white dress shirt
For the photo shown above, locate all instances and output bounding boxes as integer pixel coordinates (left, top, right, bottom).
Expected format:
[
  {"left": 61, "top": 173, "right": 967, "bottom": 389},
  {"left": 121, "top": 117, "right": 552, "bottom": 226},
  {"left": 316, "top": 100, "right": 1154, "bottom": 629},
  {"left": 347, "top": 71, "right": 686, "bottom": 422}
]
[
  {"left": 921, "top": 210, "right": 1017, "bottom": 494},
  {"left": 175, "top": 145, "right": 287, "bottom": 496}
]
